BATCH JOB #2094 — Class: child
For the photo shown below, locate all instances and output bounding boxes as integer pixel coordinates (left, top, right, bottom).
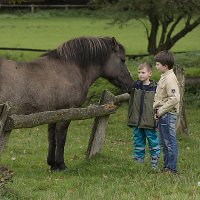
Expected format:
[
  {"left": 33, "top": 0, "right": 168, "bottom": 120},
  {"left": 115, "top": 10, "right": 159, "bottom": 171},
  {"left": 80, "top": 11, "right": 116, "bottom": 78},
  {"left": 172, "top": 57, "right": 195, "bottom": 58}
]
[
  {"left": 127, "top": 62, "right": 160, "bottom": 169},
  {"left": 153, "top": 50, "right": 180, "bottom": 174}
]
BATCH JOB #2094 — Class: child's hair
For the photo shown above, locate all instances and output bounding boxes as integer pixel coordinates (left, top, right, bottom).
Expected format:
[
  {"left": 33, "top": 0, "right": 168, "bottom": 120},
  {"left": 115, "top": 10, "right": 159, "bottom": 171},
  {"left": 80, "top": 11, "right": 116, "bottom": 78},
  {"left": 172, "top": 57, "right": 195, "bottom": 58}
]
[
  {"left": 138, "top": 62, "right": 152, "bottom": 71},
  {"left": 154, "top": 50, "right": 174, "bottom": 69}
]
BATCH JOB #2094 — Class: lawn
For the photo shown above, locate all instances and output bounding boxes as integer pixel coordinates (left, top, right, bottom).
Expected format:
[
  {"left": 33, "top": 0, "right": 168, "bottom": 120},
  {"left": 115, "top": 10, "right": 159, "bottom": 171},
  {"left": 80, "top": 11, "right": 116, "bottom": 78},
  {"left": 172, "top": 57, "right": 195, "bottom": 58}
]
[
  {"left": 0, "top": 105, "right": 200, "bottom": 200},
  {"left": 0, "top": 9, "right": 199, "bottom": 76},
  {"left": 0, "top": 9, "right": 200, "bottom": 54},
  {"left": 0, "top": 9, "right": 200, "bottom": 200}
]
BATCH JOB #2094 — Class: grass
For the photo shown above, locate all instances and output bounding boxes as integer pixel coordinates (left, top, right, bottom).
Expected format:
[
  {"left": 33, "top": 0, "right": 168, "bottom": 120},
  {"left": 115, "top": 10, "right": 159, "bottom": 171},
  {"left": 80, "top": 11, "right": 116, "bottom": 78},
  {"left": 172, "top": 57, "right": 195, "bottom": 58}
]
[
  {"left": 0, "top": 9, "right": 200, "bottom": 199},
  {"left": 0, "top": 9, "right": 200, "bottom": 54},
  {"left": 0, "top": 9, "right": 199, "bottom": 78},
  {"left": 0, "top": 105, "right": 200, "bottom": 199}
]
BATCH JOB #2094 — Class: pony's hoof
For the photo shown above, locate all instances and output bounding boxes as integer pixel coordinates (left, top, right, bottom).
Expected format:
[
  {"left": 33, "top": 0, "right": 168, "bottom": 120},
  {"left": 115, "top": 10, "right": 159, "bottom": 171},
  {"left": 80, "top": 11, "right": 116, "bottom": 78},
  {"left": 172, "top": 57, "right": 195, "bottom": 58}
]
[{"left": 49, "top": 164, "right": 68, "bottom": 172}]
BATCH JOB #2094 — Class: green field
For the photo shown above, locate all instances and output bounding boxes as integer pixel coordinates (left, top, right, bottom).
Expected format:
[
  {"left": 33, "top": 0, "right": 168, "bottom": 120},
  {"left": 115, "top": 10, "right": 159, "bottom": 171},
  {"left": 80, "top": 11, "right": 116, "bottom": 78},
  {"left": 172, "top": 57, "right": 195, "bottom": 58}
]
[
  {"left": 0, "top": 9, "right": 199, "bottom": 77},
  {"left": 0, "top": 10, "right": 200, "bottom": 200},
  {"left": 1, "top": 105, "right": 200, "bottom": 199},
  {"left": 0, "top": 10, "right": 200, "bottom": 54}
]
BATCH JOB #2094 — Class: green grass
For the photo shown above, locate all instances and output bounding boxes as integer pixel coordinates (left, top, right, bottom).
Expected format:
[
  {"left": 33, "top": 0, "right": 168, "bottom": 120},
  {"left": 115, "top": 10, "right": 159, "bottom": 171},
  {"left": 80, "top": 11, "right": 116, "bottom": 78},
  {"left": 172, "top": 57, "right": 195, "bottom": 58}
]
[
  {"left": 0, "top": 9, "right": 199, "bottom": 77},
  {"left": 0, "top": 9, "right": 200, "bottom": 54},
  {"left": 0, "top": 105, "right": 200, "bottom": 199},
  {"left": 0, "top": 10, "right": 200, "bottom": 199}
]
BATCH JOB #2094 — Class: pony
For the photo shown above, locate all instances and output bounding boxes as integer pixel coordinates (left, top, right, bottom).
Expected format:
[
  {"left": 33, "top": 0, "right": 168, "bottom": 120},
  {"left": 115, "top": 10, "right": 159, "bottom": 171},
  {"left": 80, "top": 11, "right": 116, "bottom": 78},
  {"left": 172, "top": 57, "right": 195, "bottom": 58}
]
[{"left": 0, "top": 36, "right": 133, "bottom": 171}]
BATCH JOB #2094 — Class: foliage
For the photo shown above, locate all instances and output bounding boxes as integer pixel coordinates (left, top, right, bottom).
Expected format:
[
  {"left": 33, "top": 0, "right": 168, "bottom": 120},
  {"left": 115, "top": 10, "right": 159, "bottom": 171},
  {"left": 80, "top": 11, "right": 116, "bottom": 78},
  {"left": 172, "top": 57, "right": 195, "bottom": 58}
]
[
  {"left": 0, "top": 9, "right": 200, "bottom": 55},
  {"left": 6, "top": 0, "right": 26, "bottom": 4},
  {"left": 185, "top": 84, "right": 200, "bottom": 108},
  {"left": 90, "top": 0, "right": 200, "bottom": 54}
]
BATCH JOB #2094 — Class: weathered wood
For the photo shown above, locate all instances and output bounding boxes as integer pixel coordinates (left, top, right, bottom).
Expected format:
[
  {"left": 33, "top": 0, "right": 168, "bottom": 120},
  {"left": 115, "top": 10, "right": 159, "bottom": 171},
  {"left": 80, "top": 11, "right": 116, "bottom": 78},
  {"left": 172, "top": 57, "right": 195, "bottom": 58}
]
[
  {"left": 86, "top": 90, "right": 115, "bottom": 159},
  {"left": 5, "top": 104, "right": 117, "bottom": 131},
  {"left": 114, "top": 93, "right": 130, "bottom": 104},
  {"left": 174, "top": 65, "right": 188, "bottom": 134},
  {"left": 0, "top": 102, "right": 12, "bottom": 137},
  {"left": 0, "top": 102, "right": 12, "bottom": 154},
  {"left": 185, "top": 77, "right": 200, "bottom": 85}
]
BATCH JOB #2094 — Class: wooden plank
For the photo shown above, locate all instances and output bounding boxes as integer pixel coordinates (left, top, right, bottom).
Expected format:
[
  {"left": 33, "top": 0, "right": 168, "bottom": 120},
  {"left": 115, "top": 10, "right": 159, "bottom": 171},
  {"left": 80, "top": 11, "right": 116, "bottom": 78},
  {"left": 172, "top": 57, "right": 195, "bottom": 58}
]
[
  {"left": 0, "top": 102, "right": 12, "bottom": 154},
  {"left": 0, "top": 4, "right": 89, "bottom": 8},
  {"left": 185, "top": 77, "right": 200, "bottom": 85},
  {"left": 174, "top": 65, "right": 188, "bottom": 134},
  {"left": 114, "top": 93, "right": 129, "bottom": 104},
  {"left": 6, "top": 104, "right": 117, "bottom": 131},
  {"left": 86, "top": 90, "right": 115, "bottom": 159},
  {"left": 0, "top": 102, "right": 12, "bottom": 137}
]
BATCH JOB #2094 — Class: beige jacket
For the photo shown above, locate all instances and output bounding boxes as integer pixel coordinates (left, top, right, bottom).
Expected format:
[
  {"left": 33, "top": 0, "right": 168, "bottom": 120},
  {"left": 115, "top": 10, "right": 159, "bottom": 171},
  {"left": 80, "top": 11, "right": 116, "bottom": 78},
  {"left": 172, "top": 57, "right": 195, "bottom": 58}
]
[{"left": 153, "top": 69, "right": 180, "bottom": 116}]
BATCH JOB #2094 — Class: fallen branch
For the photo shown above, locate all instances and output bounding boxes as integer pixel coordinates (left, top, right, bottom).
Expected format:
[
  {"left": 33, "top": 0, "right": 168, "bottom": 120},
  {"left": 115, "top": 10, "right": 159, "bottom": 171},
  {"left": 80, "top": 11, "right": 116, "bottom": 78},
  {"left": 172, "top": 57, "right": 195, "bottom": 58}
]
[{"left": 5, "top": 104, "right": 118, "bottom": 131}]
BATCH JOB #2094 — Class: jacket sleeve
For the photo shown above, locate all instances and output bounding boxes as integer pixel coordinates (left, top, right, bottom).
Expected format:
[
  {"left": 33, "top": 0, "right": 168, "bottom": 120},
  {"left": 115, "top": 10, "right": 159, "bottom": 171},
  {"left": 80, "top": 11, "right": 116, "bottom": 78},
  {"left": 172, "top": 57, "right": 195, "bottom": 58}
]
[{"left": 157, "top": 78, "right": 180, "bottom": 116}]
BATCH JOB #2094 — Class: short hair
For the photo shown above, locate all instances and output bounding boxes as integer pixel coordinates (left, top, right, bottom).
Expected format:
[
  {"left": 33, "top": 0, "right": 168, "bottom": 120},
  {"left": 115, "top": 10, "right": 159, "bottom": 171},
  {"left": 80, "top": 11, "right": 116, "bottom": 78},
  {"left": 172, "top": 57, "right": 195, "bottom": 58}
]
[
  {"left": 154, "top": 50, "right": 174, "bottom": 69},
  {"left": 138, "top": 62, "right": 152, "bottom": 71}
]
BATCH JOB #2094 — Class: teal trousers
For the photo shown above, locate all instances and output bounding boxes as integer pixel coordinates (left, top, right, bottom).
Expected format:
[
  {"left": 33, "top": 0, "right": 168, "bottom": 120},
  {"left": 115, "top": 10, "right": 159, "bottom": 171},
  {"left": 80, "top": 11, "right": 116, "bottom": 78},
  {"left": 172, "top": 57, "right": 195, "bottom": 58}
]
[{"left": 133, "top": 127, "right": 160, "bottom": 165}]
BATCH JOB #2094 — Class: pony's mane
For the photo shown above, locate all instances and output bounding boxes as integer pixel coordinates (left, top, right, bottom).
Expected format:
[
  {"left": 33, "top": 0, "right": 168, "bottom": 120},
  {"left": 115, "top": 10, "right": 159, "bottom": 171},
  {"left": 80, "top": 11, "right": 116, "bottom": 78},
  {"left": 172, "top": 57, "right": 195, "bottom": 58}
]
[{"left": 43, "top": 37, "right": 125, "bottom": 68}]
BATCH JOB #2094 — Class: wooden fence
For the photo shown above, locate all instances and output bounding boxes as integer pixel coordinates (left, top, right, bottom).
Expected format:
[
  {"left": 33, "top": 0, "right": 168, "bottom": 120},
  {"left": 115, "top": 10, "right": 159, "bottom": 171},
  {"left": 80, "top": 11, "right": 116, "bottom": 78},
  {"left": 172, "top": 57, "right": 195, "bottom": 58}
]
[
  {"left": 0, "top": 66, "right": 187, "bottom": 159},
  {"left": 0, "top": 90, "right": 129, "bottom": 158},
  {"left": 0, "top": 4, "right": 89, "bottom": 13}
]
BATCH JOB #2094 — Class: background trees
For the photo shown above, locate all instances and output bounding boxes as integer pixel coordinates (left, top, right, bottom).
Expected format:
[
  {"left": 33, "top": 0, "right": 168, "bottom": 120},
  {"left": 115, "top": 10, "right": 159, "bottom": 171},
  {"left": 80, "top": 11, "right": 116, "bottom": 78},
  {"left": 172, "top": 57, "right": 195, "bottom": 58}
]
[
  {"left": 90, "top": 0, "right": 200, "bottom": 54},
  {"left": 6, "top": 0, "right": 26, "bottom": 3}
]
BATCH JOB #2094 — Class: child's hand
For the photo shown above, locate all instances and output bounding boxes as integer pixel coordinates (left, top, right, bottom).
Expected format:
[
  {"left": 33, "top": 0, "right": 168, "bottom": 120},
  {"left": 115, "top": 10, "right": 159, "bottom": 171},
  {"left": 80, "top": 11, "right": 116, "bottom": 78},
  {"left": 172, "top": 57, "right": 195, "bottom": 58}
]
[{"left": 154, "top": 114, "right": 159, "bottom": 120}]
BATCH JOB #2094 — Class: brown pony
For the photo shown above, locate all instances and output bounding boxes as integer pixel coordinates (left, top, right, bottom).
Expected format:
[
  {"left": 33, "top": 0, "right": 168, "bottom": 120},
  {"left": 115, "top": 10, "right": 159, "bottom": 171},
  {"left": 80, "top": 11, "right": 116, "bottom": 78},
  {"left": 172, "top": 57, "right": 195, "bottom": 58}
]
[{"left": 0, "top": 36, "right": 133, "bottom": 171}]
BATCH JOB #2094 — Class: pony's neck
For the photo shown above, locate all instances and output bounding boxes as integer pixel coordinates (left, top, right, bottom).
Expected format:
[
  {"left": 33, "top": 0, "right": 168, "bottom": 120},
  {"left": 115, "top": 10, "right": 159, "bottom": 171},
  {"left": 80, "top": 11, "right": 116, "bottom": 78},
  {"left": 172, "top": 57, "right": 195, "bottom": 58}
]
[{"left": 82, "top": 65, "right": 102, "bottom": 89}]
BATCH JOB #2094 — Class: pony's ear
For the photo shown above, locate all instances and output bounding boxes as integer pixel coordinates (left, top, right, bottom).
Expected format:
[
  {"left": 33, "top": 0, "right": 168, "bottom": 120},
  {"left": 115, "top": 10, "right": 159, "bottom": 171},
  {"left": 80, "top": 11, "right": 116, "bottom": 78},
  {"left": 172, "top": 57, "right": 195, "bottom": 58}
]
[{"left": 111, "top": 37, "right": 119, "bottom": 52}]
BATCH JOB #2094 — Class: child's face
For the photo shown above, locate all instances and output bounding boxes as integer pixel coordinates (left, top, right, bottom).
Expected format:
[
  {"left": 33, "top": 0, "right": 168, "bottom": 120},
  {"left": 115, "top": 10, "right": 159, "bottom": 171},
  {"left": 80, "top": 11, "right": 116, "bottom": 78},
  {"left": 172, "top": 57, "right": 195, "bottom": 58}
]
[
  {"left": 138, "top": 67, "right": 152, "bottom": 82},
  {"left": 155, "top": 62, "right": 168, "bottom": 73}
]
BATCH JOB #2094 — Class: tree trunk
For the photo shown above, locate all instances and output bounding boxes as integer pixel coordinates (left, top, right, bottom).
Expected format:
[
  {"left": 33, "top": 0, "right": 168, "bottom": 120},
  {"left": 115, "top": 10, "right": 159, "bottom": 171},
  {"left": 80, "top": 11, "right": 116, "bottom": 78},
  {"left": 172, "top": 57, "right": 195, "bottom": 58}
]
[
  {"left": 147, "top": 13, "right": 159, "bottom": 54},
  {"left": 162, "top": 17, "right": 200, "bottom": 51}
]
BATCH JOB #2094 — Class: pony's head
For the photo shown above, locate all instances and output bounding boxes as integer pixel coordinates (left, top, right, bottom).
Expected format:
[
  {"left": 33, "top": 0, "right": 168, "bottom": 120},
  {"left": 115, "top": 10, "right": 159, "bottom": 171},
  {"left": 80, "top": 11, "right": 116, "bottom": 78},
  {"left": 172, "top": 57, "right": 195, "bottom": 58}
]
[
  {"left": 49, "top": 36, "right": 133, "bottom": 92},
  {"left": 101, "top": 37, "right": 133, "bottom": 92}
]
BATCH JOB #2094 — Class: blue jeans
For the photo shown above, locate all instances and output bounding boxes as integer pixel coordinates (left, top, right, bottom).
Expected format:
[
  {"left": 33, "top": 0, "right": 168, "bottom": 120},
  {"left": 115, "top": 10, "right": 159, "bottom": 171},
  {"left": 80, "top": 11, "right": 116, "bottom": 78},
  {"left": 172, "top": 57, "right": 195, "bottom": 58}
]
[
  {"left": 158, "top": 113, "right": 178, "bottom": 172},
  {"left": 133, "top": 127, "right": 160, "bottom": 166}
]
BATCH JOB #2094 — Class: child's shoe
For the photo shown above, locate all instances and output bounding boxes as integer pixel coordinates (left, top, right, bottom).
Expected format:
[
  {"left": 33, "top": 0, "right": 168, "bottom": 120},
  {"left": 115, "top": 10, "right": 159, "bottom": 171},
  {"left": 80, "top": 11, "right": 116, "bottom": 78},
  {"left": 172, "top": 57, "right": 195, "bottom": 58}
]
[
  {"left": 150, "top": 156, "right": 158, "bottom": 170},
  {"left": 133, "top": 157, "right": 144, "bottom": 163},
  {"left": 151, "top": 163, "right": 158, "bottom": 170}
]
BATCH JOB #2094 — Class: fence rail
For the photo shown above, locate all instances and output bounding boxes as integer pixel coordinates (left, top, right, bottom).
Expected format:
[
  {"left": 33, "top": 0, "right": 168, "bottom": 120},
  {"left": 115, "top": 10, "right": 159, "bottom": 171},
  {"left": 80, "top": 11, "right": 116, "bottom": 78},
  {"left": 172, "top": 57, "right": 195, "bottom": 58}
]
[
  {"left": 0, "top": 4, "right": 89, "bottom": 13},
  {"left": 0, "top": 91, "right": 128, "bottom": 156}
]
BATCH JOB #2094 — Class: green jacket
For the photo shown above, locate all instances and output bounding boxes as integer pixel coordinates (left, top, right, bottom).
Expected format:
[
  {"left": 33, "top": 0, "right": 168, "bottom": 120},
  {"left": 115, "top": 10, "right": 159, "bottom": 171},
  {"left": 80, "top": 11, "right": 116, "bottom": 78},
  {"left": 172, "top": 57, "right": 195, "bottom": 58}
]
[{"left": 127, "top": 80, "right": 157, "bottom": 129}]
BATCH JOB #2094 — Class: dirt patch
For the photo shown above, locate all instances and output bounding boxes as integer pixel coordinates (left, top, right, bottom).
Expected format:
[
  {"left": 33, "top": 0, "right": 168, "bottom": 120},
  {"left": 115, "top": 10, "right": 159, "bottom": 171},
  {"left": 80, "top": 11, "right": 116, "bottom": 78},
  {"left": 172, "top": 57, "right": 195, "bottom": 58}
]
[{"left": 0, "top": 165, "right": 13, "bottom": 189}]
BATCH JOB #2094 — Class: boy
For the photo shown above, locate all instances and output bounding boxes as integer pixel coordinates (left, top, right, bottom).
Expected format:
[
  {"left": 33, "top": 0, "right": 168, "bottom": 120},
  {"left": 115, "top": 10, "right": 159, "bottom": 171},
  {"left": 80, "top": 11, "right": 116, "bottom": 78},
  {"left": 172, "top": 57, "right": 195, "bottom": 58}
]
[
  {"left": 153, "top": 50, "right": 180, "bottom": 174},
  {"left": 127, "top": 62, "right": 160, "bottom": 169}
]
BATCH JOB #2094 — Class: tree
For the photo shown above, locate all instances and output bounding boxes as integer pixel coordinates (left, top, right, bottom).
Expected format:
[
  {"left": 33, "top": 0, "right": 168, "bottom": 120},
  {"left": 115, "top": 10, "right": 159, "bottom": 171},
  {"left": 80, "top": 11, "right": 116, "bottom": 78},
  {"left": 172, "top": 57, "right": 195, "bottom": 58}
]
[{"left": 90, "top": 0, "right": 200, "bottom": 54}]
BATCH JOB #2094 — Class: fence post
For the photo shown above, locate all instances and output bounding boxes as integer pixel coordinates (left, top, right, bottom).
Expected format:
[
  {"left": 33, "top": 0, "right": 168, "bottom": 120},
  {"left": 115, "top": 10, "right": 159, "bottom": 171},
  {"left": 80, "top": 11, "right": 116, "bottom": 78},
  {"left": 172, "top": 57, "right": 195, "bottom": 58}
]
[
  {"left": 86, "top": 90, "right": 115, "bottom": 159},
  {"left": 0, "top": 102, "right": 12, "bottom": 154},
  {"left": 31, "top": 4, "right": 34, "bottom": 14},
  {"left": 174, "top": 65, "right": 188, "bottom": 134},
  {"left": 65, "top": 4, "right": 69, "bottom": 10}
]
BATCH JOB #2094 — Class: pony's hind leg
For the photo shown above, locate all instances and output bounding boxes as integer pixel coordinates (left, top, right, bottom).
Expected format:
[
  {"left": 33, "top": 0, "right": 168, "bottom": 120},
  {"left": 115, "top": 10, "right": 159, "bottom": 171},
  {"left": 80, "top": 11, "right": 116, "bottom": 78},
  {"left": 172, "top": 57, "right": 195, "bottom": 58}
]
[
  {"left": 47, "top": 123, "right": 56, "bottom": 169},
  {"left": 54, "top": 121, "right": 71, "bottom": 171}
]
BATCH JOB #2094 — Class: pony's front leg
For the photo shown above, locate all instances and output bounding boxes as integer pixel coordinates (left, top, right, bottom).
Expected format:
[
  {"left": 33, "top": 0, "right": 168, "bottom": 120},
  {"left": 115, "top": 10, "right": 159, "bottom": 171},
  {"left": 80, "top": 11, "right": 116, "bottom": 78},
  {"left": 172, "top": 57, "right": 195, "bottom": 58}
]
[
  {"left": 47, "top": 123, "right": 56, "bottom": 169},
  {"left": 54, "top": 121, "right": 71, "bottom": 171}
]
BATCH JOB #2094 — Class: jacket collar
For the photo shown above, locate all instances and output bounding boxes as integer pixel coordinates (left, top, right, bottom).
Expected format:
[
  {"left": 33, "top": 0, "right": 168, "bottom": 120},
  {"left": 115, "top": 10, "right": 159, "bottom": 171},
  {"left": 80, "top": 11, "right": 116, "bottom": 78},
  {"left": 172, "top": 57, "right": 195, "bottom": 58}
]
[
  {"left": 135, "top": 80, "right": 157, "bottom": 89},
  {"left": 161, "top": 69, "right": 173, "bottom": 79}
]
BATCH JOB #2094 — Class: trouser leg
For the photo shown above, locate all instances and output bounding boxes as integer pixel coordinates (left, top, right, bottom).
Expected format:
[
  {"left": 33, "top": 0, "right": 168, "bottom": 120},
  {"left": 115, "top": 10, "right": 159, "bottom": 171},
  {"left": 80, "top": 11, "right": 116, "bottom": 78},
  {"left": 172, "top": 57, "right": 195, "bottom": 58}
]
[
  {"left": 133, "top": 127, "right": 146, "bottom": 162},
  {"left": 145, "top": 129, "right": 160, "bottom": 168},
  {"left": 158, "top": 113, "right": 178, "bottom": 171}
]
